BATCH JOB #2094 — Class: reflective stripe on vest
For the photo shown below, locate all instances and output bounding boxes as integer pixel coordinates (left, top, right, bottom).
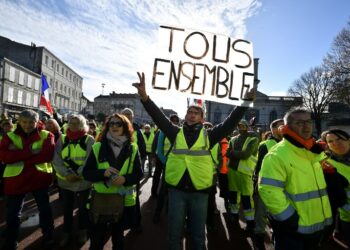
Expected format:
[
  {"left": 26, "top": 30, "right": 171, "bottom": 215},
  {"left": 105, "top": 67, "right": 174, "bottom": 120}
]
[
  {"left": 237, "top": 137, "right": 258, "bottom": 176},
  {"left": 92, "top": 142, "right": 138, "bottom": 207},
  {"left": 3, "top": 130, "right": 52, "bottom": 177},
  {"left": 165, "top": 127, "right": 214, "bottom": 190}
]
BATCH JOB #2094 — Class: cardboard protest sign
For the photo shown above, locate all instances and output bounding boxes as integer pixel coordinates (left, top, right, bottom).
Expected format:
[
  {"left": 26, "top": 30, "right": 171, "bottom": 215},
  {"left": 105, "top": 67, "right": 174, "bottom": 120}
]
[{"left": 151, "top": 25, "right": 255, "bottom": 107}]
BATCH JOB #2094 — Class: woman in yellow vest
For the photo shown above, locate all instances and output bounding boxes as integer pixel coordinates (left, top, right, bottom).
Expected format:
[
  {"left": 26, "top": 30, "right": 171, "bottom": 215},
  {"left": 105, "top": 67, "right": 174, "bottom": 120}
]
[
  {"left": 83, "top": 113, "right": 142, "bottom": 250},
  {"left": 52, "top": 114, "right": 94, "bottom": 247},
  {"left": 0, "top": 109, "right": 55, "bottom": 249},
  {"left": 322, "top": 129, "right": 350, "bottom": 247}
]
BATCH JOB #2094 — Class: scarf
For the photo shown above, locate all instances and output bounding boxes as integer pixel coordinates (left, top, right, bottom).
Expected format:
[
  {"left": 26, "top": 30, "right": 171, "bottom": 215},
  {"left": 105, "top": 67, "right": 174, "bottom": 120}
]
[
  {"left": 106, "top": 131, "right": 128, "bottom": 159},
  {"left": 66, "top": 128, "right": 86, "bottom": 140},
  {"left": 279, "top": 125, "right": 315, "bottom": 149}
]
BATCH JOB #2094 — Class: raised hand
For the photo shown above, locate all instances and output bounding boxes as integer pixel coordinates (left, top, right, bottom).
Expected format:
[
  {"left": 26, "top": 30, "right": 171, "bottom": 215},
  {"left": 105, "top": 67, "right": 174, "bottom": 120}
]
[{"left": 132, "top": 72, "right": 148, "bottom": 101}]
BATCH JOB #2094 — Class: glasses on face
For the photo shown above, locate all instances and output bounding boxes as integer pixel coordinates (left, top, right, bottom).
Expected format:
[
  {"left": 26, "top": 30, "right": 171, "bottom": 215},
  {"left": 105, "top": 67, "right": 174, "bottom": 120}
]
[
  {"left": 187, "top": 110, "right": 201, "bottom": 116},
  {"left": 109, "top": 121, "right": 123, "bottom": 128},
  {"left": 293, "top": 119, "right": 313, "bottom": 126}
]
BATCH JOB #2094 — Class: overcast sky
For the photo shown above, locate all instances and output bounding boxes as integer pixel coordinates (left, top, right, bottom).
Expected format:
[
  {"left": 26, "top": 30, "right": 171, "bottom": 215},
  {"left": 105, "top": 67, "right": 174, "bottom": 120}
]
[{"left": 1, "top": 0, "right": 349, "bottom": 117}]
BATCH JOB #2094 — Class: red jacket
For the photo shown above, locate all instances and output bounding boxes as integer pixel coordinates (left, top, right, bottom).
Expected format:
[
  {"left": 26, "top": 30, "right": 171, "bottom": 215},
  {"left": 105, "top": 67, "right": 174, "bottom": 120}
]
[{"left": 0, "top": 126, "right": 55, "bottom": 195}]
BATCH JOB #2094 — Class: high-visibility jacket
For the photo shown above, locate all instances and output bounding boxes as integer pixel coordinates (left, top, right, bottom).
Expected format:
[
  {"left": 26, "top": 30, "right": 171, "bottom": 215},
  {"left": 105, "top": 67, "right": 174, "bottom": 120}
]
[
  {"left": 56, "top": 134, "right": 90, "bottom": 180},
  {"left": 165, "top": 127, "right": 214, "bottom": 190},
  {"left": 229, "top": 136, "right": 258, "bottom": 176},
  {"left": 219, "top": 138, "right": 229, "bottom": 174},
  {"left": 326, "top": 157, "right": 350, "bottom": 222},
  {"left": 259, "top": 139, "right": 333, "bottom": 234},
  {"left": 3, "top": 130, "right": 52, "bottom": 177},
  {"left": 142, "top": 132, "right": 154, "bottom": 153},
  {"left": 91, "top": 142, "right": 138, "bottom": 207}
]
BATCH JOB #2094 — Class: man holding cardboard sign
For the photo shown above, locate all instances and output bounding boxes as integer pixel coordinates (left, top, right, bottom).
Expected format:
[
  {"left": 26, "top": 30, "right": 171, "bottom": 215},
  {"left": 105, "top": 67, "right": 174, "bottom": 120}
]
[{"left": 133, "top": 69, "right": 257, "bottom": 249}]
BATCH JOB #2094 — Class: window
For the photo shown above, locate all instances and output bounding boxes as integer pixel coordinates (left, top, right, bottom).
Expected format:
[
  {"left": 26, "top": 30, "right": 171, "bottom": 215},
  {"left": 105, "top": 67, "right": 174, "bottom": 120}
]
[
  {"left": 270, "top": 110, "right": 277, "bottom": 124},
  {"left": 66, "top": 70, "right": 68, "bottom": 78},
  {"left": 27, "top": 75, "right": 32, "bottom": 88},
  {"left": 68, "top": 88, "right": 71, "bottom": 96},
  {"left": 33, "top": 94, "right": 38, "bottom": 107},
  {"left": 60, "top": 83, "right": 62, "bottom": 92},
  {"left": 55, "top": 81, "right": 58, "bottom": 90},
  {"left": 26, "top": 92, "right": 31, "bottom": 106},
  {"left": 69, "top": 73, "right": 72, "bottom": 81},
  {"left": 51, "top": 60, "right": 54, "bottom": 68},
  {"left": 49, "top": 78, "right": 53, "bottom": 88},
  {"left": 64, "top": 86, "right": 66, "bottom": 94},
  {"left": 56, "top": 96, "right": 60, "bottom": 107},
  {"left": 8, "top": 87, "right": 14, "bottom": 102},
  {"left": 9, "top": 66, "right": 15, "bottom": 82},
  {"left": 56, "top": 64, "right": 59, "bottom": 73},
  {"left": 19, "top": 71, "right": 24, "bottom": 85},
  {"left": 17, "top": 90, "right": 23, "bottom": 104},
  {"left": 45, "top": 55, "right": 48, "bottom": 65},
  {"left": 61, "top": 67, "right": 64, "bottom": 75},
  {"left": 34, "top": 78, "right": 40, "bottom": 90}
]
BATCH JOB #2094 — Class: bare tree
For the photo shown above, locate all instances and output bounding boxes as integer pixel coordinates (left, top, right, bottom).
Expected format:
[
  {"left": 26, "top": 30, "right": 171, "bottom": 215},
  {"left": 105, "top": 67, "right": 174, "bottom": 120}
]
[
  {"left": 288, "top": 66, "right": 337, "bottom": 136},
  {"left": 324, "top": 19, "right": 350, "bottom": 104}
]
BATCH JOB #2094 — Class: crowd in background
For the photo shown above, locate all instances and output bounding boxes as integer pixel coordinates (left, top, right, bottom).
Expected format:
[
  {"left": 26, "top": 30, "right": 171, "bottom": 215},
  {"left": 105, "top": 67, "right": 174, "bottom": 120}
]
[{"left": 0, "top": 97, "right": 349, "bottom": 250}]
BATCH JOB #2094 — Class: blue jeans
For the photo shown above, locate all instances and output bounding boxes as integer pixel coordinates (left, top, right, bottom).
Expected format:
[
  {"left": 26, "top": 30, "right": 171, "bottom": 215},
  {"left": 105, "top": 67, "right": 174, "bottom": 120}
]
[
  {"left": 167, "top": 188, "right": 209, "bottom": 250},
  {"left": 4, "top": 187, "right": 54, "bottom": 245}
]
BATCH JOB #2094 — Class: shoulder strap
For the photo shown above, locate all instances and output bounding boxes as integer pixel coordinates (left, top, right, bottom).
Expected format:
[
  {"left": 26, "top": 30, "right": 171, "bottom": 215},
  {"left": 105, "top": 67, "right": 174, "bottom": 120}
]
[
  {"left": 62, "top": 135, "right": 70, "bottom": 150},
  {"left": 79, "top": 135, "right": 88, "bottom": 151}
]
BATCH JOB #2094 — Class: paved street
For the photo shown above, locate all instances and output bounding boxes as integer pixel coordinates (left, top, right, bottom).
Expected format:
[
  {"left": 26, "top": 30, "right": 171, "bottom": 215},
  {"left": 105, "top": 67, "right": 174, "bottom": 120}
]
[{"left": 0, "top": 175, "right": 344, "bottom": 250}]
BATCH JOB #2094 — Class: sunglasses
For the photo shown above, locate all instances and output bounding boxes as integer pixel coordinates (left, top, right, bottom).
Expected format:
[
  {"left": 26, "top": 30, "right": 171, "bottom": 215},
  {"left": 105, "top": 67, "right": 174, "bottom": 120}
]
[{"left": 109, "top": 121, "right": 123, "bottom": 127}]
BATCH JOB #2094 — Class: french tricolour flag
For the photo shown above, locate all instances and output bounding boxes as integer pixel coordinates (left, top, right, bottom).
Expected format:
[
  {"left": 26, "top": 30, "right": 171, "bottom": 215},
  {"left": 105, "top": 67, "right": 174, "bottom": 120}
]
[{"left": 40, "top": 75, "right": 53, "bottom": 115}]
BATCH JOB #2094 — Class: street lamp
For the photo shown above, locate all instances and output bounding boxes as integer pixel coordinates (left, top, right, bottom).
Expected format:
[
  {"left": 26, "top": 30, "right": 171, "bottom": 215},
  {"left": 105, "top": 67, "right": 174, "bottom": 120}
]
[{"left": 101, "top": 83, "right": 105, "bottom": 95}]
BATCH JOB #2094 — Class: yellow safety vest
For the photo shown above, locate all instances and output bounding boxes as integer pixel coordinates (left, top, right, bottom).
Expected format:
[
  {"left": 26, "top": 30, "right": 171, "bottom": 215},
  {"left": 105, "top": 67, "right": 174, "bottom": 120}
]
[
  {"left": 325, "top": 157, "right": 350, "bottom": 222},
  {"left": 236, "top": 136, "right": 258, "bottom": 176},
  {"left": 56, "top": 134, "right": 91, "bottom": 180},
  {"left": 3, "top": 130, "right": 52, "bottom": 177},
  {"left": 92, "top": 142, "right": 138, "bottom": 207},
  {"left": 259, "top": 139, "right": 333, "bottom": 234},
  {"left": 165, "top": 127, "right": 214, "bottom": 190},
  {"left": 210, "top": 143, "right": 219, "bottom": 166},
  {"left": 163, "top": 136, "right": 171, "bottom": 154},
  {"left": 142, "top": 132, "right": 154, "bottom": 153}
]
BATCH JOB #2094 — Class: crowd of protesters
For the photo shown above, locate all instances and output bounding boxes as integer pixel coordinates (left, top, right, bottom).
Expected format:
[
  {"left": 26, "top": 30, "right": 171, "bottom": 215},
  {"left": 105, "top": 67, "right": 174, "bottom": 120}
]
[{"left": 0, "top": 72, "right": 348, "bottom": 250}]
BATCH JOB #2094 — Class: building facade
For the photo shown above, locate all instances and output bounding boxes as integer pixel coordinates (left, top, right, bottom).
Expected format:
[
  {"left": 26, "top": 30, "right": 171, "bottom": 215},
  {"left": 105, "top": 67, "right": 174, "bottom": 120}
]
[
  {"left": 206, "top": 91, "right": 302, "bottom": 131},
  {"left": 94, "top": 92, "right": 153, "bottom": 124},
  {"left": 0, "top": 36, "right": 83, "bottom": 115},
  {"left": 0, "top": 57, "right": 41, "bottom": 117},
  {"left": 81, "top": 94, "right": 94, "bottom": 116}
]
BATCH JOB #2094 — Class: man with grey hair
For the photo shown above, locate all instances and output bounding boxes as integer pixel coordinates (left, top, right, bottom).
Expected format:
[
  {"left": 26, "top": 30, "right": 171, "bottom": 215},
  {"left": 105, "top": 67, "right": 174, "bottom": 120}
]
[
  {"left": 0, "top": 109, "right": 56, "bottom": 249},
  {"left": 259, "top": 107, "right": 332, "bottom": 249}
]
